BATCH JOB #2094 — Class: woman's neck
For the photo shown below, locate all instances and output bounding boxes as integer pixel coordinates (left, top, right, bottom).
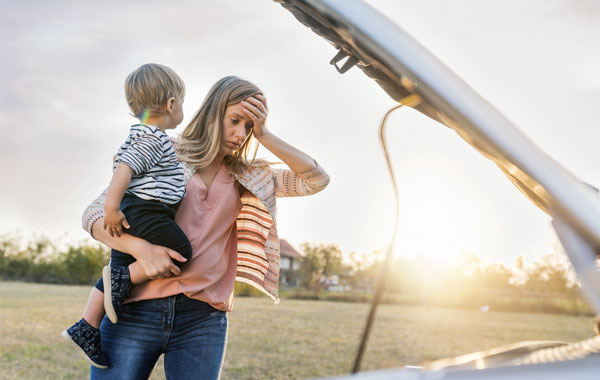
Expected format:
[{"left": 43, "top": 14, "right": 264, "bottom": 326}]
[
  {"left": 213, "top": 153, "right": 226, "bottom": 164},
  {"left": 203, "top": 156, "right": 224, "bottom": 170}
]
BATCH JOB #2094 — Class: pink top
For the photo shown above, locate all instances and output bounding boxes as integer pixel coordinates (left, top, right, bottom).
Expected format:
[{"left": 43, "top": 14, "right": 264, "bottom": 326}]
[{"left": 128, "top": 163, "right": 242, "bottom": 311}]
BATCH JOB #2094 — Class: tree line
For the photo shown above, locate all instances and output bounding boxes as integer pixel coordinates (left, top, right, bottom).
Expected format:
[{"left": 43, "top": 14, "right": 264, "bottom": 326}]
[
  {"left": 291, "top": 243, "right": 593, "bottom": 315},
  {"left": 0, "top": 235, "right": 593, "bottom": 315},
  {"left": 0, "top": 235, "right": 108, "bottom": 285}
]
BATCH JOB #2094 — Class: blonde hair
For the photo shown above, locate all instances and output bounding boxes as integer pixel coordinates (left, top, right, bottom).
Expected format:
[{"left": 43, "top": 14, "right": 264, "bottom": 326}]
[
  {"left": 176, "top": 76, "right": 266, "bottom": 174},
  {"left": 124, "top": 63, "right": 185, "bottom": 119}
]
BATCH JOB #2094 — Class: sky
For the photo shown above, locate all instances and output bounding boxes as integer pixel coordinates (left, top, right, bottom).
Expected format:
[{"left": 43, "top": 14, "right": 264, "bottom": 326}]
[{"left": 1, "top": 0, "right": 599, "bottom": 266}]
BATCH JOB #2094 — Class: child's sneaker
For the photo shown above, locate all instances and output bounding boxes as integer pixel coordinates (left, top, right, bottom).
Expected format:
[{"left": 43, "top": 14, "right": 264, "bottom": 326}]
[
  {"left": 103, "top": 265, "right": 133, "bottom": 323},
  {"left": 62, "top": 318, "right": 109, "bottom": 368}
]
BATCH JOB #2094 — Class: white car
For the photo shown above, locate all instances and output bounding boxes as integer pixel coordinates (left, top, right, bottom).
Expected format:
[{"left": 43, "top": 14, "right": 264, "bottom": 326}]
[{"left": 275, "top": 0, "right": 600, "bottom": 378}]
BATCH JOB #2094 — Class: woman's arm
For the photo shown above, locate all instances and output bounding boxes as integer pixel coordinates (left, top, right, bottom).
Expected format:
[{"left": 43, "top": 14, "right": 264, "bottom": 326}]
[
  {"left": 257, "top": 132, "right": 318, "bottom": 173},
  {"left": 242, "top": 95, "right": 317, "bottom": 173},
  {"left": 82, "top": 189, "right": 185, "bottom": 278},
  {"left": 242, "top": 95, "right": 330, "bottom": 196},
  {"left": 92, "top": 220, "right": 185, "bottom": 279}
]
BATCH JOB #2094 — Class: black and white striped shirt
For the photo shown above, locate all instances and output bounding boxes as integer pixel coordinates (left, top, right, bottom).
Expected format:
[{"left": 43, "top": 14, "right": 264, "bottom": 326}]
[{"left": 115, "top": 124, "right": 185, "bottom": 204}]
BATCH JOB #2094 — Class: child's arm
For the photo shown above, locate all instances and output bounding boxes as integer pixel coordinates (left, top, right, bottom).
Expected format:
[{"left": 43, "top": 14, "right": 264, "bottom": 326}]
[{"left": 103, "top": 163, "right": 133, "bottom": 237}]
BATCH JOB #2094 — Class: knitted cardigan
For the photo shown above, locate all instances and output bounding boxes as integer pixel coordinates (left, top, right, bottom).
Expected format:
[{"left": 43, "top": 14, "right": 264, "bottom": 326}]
[{"left": 81, "top": 160, "right": 330, "bottom": 302}]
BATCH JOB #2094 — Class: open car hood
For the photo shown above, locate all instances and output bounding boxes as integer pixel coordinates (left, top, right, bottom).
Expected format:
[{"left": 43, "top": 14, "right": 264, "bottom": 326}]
[{"left": 275, "top": 0, "right": 600, "bottom": 313}]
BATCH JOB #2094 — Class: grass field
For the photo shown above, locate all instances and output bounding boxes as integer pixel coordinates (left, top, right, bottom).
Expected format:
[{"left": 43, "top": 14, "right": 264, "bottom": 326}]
[{"left": 0, "top": 281, "right": 596, "bottom": 379}]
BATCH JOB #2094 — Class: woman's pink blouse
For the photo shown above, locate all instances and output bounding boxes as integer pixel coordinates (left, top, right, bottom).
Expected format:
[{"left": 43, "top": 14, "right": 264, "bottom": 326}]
[{"left": 127, "top": 163, "right": 242, "bottom": 311}]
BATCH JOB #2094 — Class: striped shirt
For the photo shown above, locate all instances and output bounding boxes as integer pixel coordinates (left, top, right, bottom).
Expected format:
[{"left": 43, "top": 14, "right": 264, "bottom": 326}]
[{"left": 114, "top": 124, "right": 185, "bottom": 204}]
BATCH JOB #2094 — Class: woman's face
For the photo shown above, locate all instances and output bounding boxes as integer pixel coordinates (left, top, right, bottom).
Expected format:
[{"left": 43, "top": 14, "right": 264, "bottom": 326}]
[{"left": 220, "top": 102, "right": 253, "bottom": 156}]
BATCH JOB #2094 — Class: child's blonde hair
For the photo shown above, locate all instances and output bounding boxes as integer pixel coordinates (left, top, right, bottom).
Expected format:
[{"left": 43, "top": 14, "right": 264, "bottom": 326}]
[{"left": 124, "top": 63, "right": 185, "bottom": 119}]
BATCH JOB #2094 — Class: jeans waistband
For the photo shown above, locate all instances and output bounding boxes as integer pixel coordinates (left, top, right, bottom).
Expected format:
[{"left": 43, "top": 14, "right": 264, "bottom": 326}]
[{"left": 126, "top": 294, "right": 217, "bottom": 313}]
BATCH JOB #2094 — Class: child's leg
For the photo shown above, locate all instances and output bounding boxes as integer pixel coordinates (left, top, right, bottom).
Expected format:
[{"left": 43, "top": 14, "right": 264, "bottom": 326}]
[
  {"left": 102, "top": 263, "right": 132, "bottom": 324},
  {"left": 62, "top": 285, "right": 109, "bottom": 368},
  {"left": 82, "top": 287, "right": 105, "bottom": 328}
]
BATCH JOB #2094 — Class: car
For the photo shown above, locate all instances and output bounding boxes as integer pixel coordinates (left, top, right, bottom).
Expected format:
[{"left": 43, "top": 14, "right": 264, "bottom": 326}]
[{"left": 274, "top": 0, "right": 600, "bottom": 378}]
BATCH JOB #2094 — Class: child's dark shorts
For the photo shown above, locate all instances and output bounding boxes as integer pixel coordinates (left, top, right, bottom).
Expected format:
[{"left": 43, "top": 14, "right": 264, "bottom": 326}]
[{"left": 94, "top": 193, "right": 192, "bottom": 292}]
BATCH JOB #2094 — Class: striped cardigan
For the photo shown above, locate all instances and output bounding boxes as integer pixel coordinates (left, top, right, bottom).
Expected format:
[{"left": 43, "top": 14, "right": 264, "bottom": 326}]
[{"left": 82, "top": 160, "right": 330, "bottom": 302}]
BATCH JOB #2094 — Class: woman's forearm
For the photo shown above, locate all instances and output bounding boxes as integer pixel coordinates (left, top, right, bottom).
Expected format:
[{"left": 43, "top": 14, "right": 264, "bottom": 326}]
[
  {"left": 256, "top": 132, "right": 317, "bottom": 173},
  {"left": 92, "top": 217, "right": 150, "bottom": 261},
  {"left": 242, "top": 95, "right": 317, "bottom": 173},
  {"left": 92, "top": 217, "right": 186, "bottom": 278}
]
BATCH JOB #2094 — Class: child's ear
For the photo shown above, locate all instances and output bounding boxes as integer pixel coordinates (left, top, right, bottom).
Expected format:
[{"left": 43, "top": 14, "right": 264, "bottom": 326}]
[{"left": 166, "top": 97, "right": 176, "bottom": 114}]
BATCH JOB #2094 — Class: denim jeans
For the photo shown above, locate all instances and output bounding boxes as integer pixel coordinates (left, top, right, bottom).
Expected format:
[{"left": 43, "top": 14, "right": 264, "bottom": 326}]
[{"left": 91, "top": 294, "right": 228, "bottom": 380}]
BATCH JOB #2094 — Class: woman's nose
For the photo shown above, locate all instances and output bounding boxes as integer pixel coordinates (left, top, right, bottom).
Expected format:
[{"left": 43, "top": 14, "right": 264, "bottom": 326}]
[{"left": 234, "top": 125, "right": 246, "bottom": 140}]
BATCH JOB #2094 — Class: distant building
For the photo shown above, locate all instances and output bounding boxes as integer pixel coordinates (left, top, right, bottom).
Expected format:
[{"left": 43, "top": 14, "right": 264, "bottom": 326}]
[
  {"left": 322, "top": 274, "right": 353, "bottom": 292},
  {"left": 280, "top": 239, "right": 301, "bottom": 287}
]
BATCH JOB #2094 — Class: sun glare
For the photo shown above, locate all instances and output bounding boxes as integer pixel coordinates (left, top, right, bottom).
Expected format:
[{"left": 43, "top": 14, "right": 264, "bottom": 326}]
[{"left": 396, "top": 196, "right": 466, "bottom": 263}]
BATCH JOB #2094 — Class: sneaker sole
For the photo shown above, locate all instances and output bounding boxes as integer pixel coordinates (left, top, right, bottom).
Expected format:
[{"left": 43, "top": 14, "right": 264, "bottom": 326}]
[
  {"left": 61, "top": 329, "right": 109, "bottom": 369},
  {"left": 103, "top": 266, "right": 118, "bottom": 324}
]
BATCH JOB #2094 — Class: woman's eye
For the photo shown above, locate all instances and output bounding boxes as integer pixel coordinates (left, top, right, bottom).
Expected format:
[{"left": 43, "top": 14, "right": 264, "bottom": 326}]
[
  {"left": 245, "top": 121, "right": 254, "bottom": 131},
  {"left": 231, "top": 119, "right": 239, "bottom": 125}
]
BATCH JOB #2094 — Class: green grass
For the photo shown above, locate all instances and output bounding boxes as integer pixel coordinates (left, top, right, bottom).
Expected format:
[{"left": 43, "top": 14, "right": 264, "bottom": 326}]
[{"left": 0, "top": 281, "right": 596, "bottom": 379}]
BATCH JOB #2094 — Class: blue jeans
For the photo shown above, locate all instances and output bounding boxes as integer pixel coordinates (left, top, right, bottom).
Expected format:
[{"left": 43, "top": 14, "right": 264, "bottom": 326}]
[{"left": 91, "top": 294, "right": 228, "bottom": 380}]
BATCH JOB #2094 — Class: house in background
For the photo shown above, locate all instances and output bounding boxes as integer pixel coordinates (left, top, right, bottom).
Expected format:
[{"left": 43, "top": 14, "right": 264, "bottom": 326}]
[{"left": 280, "top": 239, "right": 301, "bottom": 287}]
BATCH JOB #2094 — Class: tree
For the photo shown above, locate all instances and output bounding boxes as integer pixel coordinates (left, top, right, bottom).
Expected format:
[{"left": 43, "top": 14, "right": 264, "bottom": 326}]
[{"left": 298, "top": 243, "right": 343, "bottom": 291}]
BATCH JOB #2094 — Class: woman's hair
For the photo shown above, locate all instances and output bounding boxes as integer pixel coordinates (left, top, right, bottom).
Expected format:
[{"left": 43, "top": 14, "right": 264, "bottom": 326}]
[
  {"left": 124, "top": 63, "right": 185, "bottom": 119},
  {"left": 176, "top": 76, "right": 266, "bottom": 174}
]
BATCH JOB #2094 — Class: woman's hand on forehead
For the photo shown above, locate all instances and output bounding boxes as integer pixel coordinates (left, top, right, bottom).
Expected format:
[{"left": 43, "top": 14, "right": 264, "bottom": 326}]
[{"left": 241, "top": 95, "right": 269, "bottom": 138}]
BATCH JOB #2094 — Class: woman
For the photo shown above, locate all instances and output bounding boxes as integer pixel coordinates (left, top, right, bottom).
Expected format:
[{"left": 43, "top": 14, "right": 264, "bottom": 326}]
[{"left": 81, "top": 76, "right": 329, "bottom": 379}]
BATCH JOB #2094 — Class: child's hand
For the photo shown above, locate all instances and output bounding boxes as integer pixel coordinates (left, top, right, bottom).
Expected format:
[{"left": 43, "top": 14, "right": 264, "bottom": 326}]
[{"left": 103, "top": 209, "right": 130, "bottom": 238}]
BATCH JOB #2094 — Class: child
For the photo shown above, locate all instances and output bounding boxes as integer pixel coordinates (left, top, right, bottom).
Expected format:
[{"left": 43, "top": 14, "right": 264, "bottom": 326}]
[{"left": 62, "top": 63, "right": 192, "bottom": 368}]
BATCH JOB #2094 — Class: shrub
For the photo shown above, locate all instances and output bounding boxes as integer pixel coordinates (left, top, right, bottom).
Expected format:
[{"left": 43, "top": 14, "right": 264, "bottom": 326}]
[
  {"left": 0, "top": 234, "right": 108, "bottom": 285},
  {"left": 234, "top": 282, "right": 266, "bottom": 297}
]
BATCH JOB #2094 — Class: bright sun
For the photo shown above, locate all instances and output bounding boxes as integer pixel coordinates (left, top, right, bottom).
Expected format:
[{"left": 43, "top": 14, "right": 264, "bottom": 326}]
[{"left": 395, "top": 195, "right": 465, "bottom": 263}]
